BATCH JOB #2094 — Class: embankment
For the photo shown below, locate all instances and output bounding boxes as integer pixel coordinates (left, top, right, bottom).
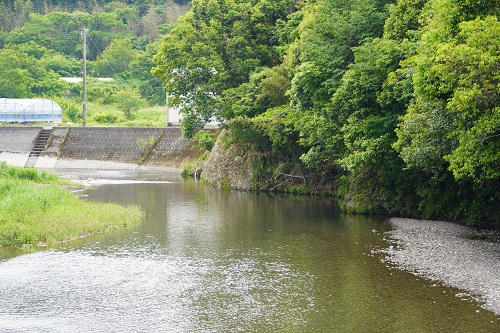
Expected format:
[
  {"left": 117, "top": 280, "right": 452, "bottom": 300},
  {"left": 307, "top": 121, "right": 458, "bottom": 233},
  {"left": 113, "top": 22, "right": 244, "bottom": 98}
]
[
  {"left": 0, "top": 126, "right": 200, "bottom": 171},
  {"left": 201, "top": 129, "right": 255, "bottom": 190}
]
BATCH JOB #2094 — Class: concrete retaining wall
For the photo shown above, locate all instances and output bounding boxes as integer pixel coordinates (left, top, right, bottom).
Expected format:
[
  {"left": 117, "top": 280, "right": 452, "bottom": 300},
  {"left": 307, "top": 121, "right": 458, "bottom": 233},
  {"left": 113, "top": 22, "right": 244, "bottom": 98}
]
[
  {"left": 0, "top": 126, "right": 200, "bottom": 170},
  {"left": 60, "top": 127, "right": 165, "bottom": 163},
  {"left": 0, "top": 127, "right": 41, "bottom": 152}
]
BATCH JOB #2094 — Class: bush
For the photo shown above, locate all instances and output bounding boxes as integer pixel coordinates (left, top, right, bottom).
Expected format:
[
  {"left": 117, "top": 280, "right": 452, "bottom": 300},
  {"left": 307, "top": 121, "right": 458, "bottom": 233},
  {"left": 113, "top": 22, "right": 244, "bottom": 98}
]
[
  {"left": 93, "top": 112, "right": 118, "bottom": 124},
  {"left": 114, "top": 88, "right": 145, "bottom": 120},
  {"left": 54, "top": 97, "right": 81, "bottom": 122},
  {"left": 180, "top": 159, "right": 198, "bottom": 178},
  {"left": 195, "top": 130, "right": 216, "bottom": 151}
]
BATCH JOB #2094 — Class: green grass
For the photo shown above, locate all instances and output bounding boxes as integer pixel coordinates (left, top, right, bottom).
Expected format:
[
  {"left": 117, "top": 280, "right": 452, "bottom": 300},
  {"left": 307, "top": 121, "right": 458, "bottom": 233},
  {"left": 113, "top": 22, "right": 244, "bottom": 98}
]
[
  {"left": 0, "top": 162, "right": 72, "bottom": 184},
  {"left": 0, "top": 163, "right": 144, "bottom": 248},
  {"left": 23, "top": 102, "right": 169, "bottom": 128},
  {"left": 81, "top": 103, "right": 168, "bottom": 127}
]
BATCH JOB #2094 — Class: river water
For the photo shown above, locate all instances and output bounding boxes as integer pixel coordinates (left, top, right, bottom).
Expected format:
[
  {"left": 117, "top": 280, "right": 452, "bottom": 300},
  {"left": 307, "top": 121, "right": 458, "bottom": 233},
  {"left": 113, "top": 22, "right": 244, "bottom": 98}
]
[{"left": 0, "top": 171, "right": 498, "bottom": 332}]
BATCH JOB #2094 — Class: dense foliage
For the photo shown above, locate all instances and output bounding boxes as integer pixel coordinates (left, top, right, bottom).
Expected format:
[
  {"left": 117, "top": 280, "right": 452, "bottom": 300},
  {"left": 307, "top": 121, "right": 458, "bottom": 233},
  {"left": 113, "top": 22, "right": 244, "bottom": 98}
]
[
  {"left": 0, "top": 0, "right": 190, "bottom": 119},
  {"left": 1, "top": 0, "right": 498, "bottom": 226},
  {"left": 152, "top": 0, "right": 296, "bottom": 137},
  {"left": 154, "top": 0, "right": 499, "bottom": 227}
]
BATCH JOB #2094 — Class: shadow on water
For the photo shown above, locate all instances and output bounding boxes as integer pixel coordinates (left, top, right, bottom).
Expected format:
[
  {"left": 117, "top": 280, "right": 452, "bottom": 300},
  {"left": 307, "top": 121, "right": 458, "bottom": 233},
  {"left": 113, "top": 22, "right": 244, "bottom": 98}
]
[{"left": 0, "top": 172, "right": 498, "bottom": 332}]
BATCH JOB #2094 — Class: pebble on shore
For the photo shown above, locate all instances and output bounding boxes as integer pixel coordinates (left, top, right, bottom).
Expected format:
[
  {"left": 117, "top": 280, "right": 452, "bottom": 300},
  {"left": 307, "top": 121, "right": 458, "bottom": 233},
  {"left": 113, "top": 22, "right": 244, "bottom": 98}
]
[{"left": 384, "top": 218, "right": 500, "bottom": 316}]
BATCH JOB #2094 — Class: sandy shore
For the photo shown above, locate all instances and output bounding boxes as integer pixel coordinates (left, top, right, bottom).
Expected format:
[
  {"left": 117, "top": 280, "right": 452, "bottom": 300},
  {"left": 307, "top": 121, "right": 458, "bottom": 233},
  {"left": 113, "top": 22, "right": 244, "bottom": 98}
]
[{"left": 384, "top": 218, "right": 500, "bottom": 316}]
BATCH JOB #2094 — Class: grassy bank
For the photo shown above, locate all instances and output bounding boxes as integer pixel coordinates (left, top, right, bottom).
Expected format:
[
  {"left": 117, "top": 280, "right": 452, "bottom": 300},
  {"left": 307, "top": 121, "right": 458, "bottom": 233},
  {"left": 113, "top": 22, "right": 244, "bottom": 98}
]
[
  {"left": 0, "top": 163, "right": 144, "bottom": 248},
  {"left": 83, "top": 103, "right": 168, "bottom": 127}
]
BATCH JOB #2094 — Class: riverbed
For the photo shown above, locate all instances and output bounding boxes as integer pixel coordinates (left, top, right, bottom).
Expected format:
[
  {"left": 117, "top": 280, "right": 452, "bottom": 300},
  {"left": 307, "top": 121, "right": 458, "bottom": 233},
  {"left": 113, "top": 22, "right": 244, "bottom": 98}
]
[
  {"left": 385, "top": 218, "right": 500, "bottom": 316},
  {"left": 0, "top": 170, "right": 498, "bottom": 332}
]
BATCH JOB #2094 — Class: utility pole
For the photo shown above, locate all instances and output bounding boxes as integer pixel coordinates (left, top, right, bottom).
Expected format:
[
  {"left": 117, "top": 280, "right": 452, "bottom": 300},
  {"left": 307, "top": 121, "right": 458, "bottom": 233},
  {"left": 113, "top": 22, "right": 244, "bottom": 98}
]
[
  {"left": 81, "top": 27, "right": 88, "bottom": 127},
  {"left": 166, "top": 91, "right": 169, "bottom": 127}
]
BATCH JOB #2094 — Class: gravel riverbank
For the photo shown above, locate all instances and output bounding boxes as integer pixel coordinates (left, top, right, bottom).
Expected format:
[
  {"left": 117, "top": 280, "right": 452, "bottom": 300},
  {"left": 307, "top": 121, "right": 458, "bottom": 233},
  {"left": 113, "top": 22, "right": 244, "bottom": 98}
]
[{"left": 384, "top": 218, "right": 500, "bottom": 316}]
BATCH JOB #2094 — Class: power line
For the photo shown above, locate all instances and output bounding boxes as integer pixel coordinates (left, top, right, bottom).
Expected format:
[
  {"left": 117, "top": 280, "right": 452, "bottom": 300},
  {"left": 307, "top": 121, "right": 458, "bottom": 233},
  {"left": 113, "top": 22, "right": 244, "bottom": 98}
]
[
  {"left": 70, "top": 13, "right": 120, "bottom": 77},
  {"left": 86, "top": 33, "right": 119, "bottom": 77}
]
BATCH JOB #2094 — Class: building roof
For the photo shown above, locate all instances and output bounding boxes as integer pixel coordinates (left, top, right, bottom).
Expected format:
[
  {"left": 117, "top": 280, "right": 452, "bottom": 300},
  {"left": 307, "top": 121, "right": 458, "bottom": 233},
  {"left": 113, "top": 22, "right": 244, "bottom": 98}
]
[{"left": 60, "top": 77, "right": 114, "bottom": 83}]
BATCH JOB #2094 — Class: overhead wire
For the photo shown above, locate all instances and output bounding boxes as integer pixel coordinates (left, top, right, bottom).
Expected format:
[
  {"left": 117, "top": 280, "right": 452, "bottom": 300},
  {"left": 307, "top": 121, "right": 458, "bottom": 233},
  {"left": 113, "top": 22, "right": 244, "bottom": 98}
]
[{"left": 70, "top": 12, "right": 120, "bottom": 78}]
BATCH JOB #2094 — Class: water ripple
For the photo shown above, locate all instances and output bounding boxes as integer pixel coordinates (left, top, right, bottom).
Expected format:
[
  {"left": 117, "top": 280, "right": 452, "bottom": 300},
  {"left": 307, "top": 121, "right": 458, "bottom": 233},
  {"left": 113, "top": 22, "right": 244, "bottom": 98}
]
[{"left": 0, "top": 249, "right": 314, "bottom": 332}]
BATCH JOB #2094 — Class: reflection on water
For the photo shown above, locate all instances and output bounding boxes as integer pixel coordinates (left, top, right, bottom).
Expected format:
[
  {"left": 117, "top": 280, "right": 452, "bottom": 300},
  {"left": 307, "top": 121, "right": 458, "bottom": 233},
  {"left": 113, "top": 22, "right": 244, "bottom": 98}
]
[
  {"left": 0, "top": 251, "right": 312, "bottom": 332},
  {"left": 0, "top": 173, "right": 498, "bottom": 332}
]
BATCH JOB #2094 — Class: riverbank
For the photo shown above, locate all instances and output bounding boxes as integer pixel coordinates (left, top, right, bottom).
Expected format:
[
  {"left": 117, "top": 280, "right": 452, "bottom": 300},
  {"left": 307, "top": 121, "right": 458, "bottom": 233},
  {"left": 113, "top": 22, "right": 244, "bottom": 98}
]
[
  {"left": 384, "top": 218, "right": 500, "bottom": 316},
  {"left": 0, "top": 163, "right": 144, "bottom": 248}
]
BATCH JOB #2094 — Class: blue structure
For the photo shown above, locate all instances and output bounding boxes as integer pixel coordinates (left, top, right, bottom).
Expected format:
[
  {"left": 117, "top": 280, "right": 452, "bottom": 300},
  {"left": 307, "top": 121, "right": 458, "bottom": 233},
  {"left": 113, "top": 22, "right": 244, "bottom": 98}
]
[{"left": 0, "top": 98, "right": 63, "bottom": 123}]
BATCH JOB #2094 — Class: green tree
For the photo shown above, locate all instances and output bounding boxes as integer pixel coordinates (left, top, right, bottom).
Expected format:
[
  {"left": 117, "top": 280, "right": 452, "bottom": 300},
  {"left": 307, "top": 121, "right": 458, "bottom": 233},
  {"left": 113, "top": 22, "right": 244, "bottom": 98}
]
[
  {"left": 329, "top": 38, "right": 407, "bottom": 212},
  {"left": 0, "top": 69, "right": 33, "bottom": 98},
  {"left": 153, "top": 0, "right": 296, "bottom": 138},
  {"left": 83, "top": 8, "right": 136, "bottom": 60},
  {"left": 38, "top": 52, "right": 81, "bottom": 77},
  {"left": 0, "top": 44, "right": 66, "bottom": 98},
  {"left": 4, "top": 7, "right": 136, "bottom": 60},
  {"left": 31, "top": 68, "right": 67, "bottom": 96},
  {"left": 383, "top": 0, "right": 427, "bottom": 41},
  {"left": 8, "top": 41, "right": 81, "bottom": 77},
  {"left": 394, "top": 3, "right": 500, "bottom": 181},
  {"left": 389, "top": 0, "right": 500, "bottom": 224},
  {"left": 284, "top": 0, "right": 393, "bottom": 180},
  {"left": 5, "top": 11, "right": 84, "bottom": 58},
  {"left": 287, "top": 0, "right": 392, "bottom": 114},
  {"left": 219, "top": 63, "right": 292, "bottom": 120},
  {"left": 194, "top": 130, "right": 216, "bottom": 151},
  {"left": 0, "top": 1, "right": 12, "bottom": 31},
  {"left": 0, "top": 48, "right": 34, "bottom": 97},
  {"left": 13, "top": 0, "right": 33, "bottom": 27},
  {"left": 8, "top": 42, "right": 67, "bottom": 96},
  {"left": 114, "top": 87, "right": 145, "bottom": 119},
  {"left": 128, "top": 42, "right": 165, "bottom": 105},
  {"left": 93, "top": 38, "right": 139, "bottom": 77},
  {"left": 54, "top": 96, "right": 81, "bottom": 122}
]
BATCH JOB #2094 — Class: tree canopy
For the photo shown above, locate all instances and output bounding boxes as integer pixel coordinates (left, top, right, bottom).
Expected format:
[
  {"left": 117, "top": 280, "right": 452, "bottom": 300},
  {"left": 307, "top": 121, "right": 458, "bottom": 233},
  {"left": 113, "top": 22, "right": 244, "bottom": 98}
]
[
  {"left": 0, "top": 0, "right": 189, "bottom": 106},
  {"left": 152, "top": 0, "right": 499, "bottom": 226},
  {"left": 152, "top": 0, "right": 296, "bottom": 137},
  {"left": 1, "top": 0, "right": 498, "bottom": 226}
]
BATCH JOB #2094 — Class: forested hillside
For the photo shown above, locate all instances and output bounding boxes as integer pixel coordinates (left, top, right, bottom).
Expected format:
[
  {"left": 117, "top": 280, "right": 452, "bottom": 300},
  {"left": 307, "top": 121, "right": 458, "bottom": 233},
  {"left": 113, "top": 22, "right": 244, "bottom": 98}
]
[
  {"left": 0, "top": 0, "right": 498, "bottom": 227},
  {"left": 0, "top": 0, "right": 189, "bottom": 119},
  {"left": 153, "top": 0, "right": 499, "bottom": 227}
]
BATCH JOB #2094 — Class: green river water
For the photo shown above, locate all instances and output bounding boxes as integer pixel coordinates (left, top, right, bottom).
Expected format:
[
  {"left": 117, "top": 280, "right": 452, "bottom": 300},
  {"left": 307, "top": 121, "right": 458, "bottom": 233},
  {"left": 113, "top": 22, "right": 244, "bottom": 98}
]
[{"left": 0, "top": 171, "right": 498, "bottom": 332}]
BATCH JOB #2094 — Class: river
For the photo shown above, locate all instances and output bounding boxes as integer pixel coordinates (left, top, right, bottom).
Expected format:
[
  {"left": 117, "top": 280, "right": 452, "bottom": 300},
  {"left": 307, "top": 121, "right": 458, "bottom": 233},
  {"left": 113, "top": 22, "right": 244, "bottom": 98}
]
[{"left": 0, "top": 170, "right": 498, "bottom": 332}]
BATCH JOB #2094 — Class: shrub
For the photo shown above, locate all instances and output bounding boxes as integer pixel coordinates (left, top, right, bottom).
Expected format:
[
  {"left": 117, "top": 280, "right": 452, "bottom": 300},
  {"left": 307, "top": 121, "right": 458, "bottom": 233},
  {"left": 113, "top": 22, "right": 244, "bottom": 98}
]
[
  {"left": 93, "top": 112, "right": 117, "bottom": 124},
  {"left": 54, "top": 97, "right": 81, "bottom": 122},
  {"left": 195, "top": 130, "right": 216, "bottom": 151},
  {"left": 114, "top": 88, "right": 145, "bottom": 120}
]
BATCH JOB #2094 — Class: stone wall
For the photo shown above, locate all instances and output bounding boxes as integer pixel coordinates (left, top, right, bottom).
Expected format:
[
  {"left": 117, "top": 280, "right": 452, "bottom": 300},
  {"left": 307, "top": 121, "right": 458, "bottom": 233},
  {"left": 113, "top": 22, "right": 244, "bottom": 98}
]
[
  {"left": 60, "top": 127, "right": 165, "bottom": 163},
  {"left": 201, "top": 129, "right": 255, "bottom": 190}
]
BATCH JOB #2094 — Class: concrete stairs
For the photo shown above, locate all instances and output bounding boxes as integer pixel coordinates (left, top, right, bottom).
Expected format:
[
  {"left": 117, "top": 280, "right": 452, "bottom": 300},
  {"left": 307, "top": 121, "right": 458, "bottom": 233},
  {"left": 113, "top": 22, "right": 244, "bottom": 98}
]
[{"left": 25, "top": 127, "right": 52, "bottom": 168}]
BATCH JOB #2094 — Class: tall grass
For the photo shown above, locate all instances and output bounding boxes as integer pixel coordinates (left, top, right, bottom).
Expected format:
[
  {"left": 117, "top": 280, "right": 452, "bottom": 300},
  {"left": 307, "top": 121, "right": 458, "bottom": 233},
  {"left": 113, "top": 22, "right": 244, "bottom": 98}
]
[
  {"left": 0, "top": 162, "right": 69, "bottom": 184},
  {"left": 0, "top": 163, "right": 144, "bottom": 248}
]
